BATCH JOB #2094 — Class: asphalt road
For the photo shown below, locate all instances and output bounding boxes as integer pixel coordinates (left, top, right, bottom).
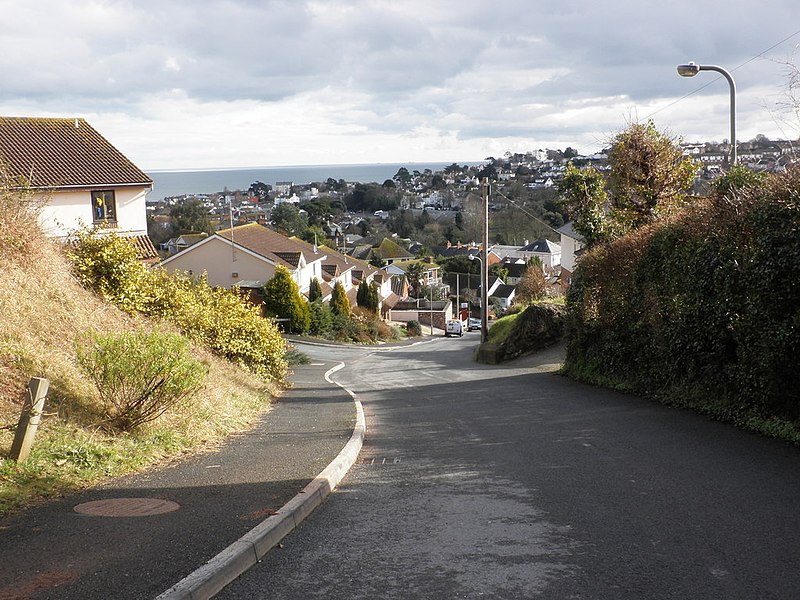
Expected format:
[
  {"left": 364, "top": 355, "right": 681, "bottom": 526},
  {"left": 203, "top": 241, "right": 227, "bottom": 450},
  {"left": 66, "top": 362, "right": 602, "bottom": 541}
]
[{"left": 219, "top": 334, "right": 800, "bottom": 599}]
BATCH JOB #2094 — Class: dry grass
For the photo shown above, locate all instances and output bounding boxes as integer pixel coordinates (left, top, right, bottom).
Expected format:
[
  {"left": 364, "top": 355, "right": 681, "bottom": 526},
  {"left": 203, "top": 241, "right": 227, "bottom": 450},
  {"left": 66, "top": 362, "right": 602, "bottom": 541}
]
[{"left": 0, "top": 184, "right": 279, "bottom": 514}]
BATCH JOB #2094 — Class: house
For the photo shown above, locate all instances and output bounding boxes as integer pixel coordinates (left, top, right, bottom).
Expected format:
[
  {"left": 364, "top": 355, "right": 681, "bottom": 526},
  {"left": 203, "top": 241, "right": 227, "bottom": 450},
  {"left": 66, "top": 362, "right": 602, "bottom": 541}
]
[
  {"left": 159, "top": 222, "right": 327, "bottom": 293},
  {"left": 162, "top": 232, "right": 209, "bottom": 255},
  {"left": 489, "top": 283, "right": 516, "bottom": 312},
  {"left": 158, "top": 222, "right": 392, "bottom": 313},
  {"left": 370, "top": 237, "right": 414, "bottom": 265},
  {"left": 557, "top": 222, "right": 585, "bottom": 286},
  {"left": 0, "top": 116, "right": 156, "bottom": 259},
  {"left": 490, "top": 239, "right": 561, "bottom": 269}
]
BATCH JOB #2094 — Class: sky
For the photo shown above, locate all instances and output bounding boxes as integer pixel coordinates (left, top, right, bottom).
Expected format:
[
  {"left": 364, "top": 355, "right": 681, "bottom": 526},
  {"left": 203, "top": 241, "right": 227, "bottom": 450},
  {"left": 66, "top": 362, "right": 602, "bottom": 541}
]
[{"left": 1, "top": 0, "right": 799, "bottom": 171}]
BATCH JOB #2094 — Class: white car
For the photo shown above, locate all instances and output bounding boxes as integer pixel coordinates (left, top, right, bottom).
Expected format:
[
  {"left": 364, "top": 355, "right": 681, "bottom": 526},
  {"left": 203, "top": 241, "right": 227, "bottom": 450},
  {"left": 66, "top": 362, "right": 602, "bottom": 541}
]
[
  {"left": 467, "top": 317, "right": 481, "bottom": 331},
  {"left": 445, "top": 320, "right": 463, "bottom": 337}
]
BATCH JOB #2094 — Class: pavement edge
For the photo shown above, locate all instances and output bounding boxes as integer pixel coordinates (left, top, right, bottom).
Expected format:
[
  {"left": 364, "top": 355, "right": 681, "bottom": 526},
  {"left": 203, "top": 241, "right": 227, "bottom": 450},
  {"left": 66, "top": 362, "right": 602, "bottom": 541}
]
[{"left": 156, "top": 362, "right": 364, "bottom": 600}]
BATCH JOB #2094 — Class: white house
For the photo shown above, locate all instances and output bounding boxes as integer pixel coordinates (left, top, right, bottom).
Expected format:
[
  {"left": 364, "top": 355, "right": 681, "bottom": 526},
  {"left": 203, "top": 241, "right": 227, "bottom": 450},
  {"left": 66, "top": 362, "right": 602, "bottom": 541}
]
[
  {"left": 0, "top": 116, "right": 155, "bottom": 258},
  {"left": 557, "top": 222, "right": 585, "bottom": 285}
]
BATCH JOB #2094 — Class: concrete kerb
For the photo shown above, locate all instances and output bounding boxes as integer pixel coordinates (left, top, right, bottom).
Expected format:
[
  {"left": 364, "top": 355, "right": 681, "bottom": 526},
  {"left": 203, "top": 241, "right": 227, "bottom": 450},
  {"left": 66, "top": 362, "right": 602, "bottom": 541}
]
[{"left": 156, "top": 362, "right": 365, "bottom": 600}]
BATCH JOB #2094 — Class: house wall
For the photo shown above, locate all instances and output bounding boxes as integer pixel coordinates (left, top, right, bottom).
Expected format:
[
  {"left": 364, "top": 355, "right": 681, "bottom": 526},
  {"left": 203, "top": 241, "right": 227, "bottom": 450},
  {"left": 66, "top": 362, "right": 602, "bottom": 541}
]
[
  {"left": 160, "top": 237, "right": 276, "bottom": 288},
  {"left": 560, "top": 236, "right": 582, "bottom": 274},
  {"left": 37, "top": 187, "right": 149, "bottom": 237}
]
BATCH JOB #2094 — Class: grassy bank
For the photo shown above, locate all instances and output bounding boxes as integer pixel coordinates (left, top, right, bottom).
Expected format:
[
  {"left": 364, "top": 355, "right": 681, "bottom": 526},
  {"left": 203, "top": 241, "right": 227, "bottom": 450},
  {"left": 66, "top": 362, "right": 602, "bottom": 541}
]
[{"left": 0, "top": 188, "right": 281, "bottom": 515}]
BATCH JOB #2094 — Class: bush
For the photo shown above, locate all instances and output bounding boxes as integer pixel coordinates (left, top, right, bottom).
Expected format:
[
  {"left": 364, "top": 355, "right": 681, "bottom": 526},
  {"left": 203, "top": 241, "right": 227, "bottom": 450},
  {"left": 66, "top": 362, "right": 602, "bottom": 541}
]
[
  {"left": 67, "top": 232, "right": 288, "bottom": 383},
  {"left": 330, "top": 280, "right": 350, "bottom": 317},
  {"left": 75, "top": 329, "right": 206, "bottom": 431},
  {"left": 406, "top": 320, "right": 422, "bottom": 337},
  {"left": 308, "top": 301, "right": 333, "bottom": 336},
  {"left": 262, "top": 266, "right": 310, "bottom": 334},
  {"left": 67, "top": 229, "right": 149, "bottom": 314}
]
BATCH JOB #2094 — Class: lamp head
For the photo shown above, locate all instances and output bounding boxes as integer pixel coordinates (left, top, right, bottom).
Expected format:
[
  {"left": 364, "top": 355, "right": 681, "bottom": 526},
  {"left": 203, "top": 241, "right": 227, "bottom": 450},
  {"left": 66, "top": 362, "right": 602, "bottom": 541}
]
[{"left": 677, "top": 62, "right": 700, "bottom": 77}]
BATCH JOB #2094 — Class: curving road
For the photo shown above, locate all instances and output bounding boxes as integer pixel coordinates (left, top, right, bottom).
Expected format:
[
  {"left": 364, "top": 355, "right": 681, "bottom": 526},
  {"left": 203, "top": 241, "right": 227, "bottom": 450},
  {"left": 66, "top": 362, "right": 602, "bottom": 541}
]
[{"left": 218, "top": 334, "right": 800, "bottom": 599}]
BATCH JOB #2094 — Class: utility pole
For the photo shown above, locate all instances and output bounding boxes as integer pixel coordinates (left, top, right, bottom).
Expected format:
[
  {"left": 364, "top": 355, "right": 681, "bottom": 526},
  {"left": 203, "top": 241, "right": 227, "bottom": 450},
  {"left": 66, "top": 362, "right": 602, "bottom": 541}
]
[{"left": 480, "top": 177, "right": 489, "bottom": 344}]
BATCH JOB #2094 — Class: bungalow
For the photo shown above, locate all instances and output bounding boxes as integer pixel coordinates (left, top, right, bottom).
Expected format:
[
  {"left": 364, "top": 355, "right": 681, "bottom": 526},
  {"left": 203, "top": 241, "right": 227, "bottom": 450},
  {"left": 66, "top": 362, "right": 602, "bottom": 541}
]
[
  {"left": 0, "top": 116, "right": 156, "bottom": 260},
  {"left": 159, "top": 222, "right": 326, "bottom": 293}
]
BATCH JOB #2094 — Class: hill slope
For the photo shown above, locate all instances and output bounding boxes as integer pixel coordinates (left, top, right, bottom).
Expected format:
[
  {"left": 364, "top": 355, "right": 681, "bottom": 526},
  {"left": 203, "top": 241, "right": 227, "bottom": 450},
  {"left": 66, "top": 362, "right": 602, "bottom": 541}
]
[{"left": 0, "top": 188, "right": 276, "bottom": 514}]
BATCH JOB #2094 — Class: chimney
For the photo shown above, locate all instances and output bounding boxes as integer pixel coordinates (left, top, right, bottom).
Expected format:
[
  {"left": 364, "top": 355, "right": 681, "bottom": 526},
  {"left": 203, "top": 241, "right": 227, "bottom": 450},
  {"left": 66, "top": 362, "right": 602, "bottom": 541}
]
[{"left": 74, "top": 118, "right": 80, "bottom": 129}]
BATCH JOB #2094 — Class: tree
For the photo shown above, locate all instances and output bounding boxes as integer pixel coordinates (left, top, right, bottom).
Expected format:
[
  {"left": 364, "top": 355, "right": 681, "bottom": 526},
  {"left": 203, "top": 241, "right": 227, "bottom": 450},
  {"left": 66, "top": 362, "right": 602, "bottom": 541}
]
[
  {"left": 308, "top": 277, "right": 323, "bottom": 302},
  {"left": 488, "top": 264, "right": 508, "bottom": 283},
  {"left": 356, "top": 280, "right": 379, "bottom": 313},
  {"left": 169, "top": 198, "right": 213, "bottom": 234},
  {"left": 558, "top": 121, "right": 697, "bottom": 247},
  {"left": 262, "top": 265, "right": 310, "bottom": 333},
  {"left": 557, "top": 162, "right": 609, "bottom": 247},
  {"left": 405, "top": 261, "right": 425, "bottom": 298},
  {"left": 330, "top": 280, "right": 350, "bottom": 316},
  {"left": 356, "top": 279, "right": 369, "bottom": 309},
  {"left": 606, "top": 121, "right": 697, "bottom": 231},
  {"left": 248, "top": 181, "right": 272, "bottom": 200},
  {"left": 393, "top": 167, "right": 412, "bottom": 187},
  {"left": 368, "top": 282, "right": 379, "bottom": 313},
  {"left": 271, "top": 202, "right": 308, "bottom": 236},
  {"left": 515, "top": 263, "right": 546, "bottom": 303}
]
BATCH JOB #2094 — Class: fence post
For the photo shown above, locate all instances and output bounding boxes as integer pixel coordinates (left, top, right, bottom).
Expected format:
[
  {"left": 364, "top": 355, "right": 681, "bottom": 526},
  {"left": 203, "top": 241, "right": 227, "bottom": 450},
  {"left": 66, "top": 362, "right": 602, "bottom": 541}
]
[{"left": 9, "top": 377, "right": 49, "bottom": 463}]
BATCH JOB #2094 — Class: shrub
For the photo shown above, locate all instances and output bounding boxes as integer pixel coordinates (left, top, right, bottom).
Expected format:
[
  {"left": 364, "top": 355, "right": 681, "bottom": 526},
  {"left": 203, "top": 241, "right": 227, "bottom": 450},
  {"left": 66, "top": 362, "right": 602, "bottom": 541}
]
[
  {"left": 308, "top": 301, "right": 333, "bottom": 336},
  {"left": 67, "top": 228, "right": 149, "bottom": 314},
  {"left": 406, "top": 320, "right": 422, "bottom": 337},
  {"left": 330, "top": 280, "right": 350, "bottom": 317},
  {"left": 67, "top": 232, "right": 288, "bottom": 383},
  {"left": 75, "top": 329, "right": 207, "bottom": 431},
  {"left": 262, "top": 266, "right": 311, "bottom": 334}
]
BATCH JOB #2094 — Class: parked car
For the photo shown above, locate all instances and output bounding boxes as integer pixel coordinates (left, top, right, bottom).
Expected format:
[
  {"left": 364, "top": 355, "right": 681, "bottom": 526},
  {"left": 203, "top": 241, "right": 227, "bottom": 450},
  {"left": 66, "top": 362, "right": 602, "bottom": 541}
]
[
  {"left": 467, "top": 317, "right": 481, "bottom": 331},
  {"left": 445, "top": 320, "right": 463, "bottom": 337}
]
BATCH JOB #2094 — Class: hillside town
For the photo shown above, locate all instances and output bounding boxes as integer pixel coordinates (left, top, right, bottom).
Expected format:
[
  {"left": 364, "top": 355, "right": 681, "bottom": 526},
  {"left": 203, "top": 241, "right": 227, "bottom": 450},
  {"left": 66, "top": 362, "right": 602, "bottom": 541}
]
[{"left": 143, "top": 134, "right": 797, "bottom": 326}]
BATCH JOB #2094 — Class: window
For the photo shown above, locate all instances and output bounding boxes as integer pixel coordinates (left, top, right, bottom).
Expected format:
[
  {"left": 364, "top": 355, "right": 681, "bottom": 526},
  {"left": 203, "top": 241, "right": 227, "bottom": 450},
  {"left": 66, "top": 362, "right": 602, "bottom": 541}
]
[{"left": 91, "top": 190, "right": 116, "bottom": 224}]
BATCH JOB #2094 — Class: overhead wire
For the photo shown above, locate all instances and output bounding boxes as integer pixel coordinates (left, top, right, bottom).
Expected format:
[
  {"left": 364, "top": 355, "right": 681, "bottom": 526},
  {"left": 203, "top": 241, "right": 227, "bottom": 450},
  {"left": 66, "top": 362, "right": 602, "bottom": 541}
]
[{"left": 647, "top": 28, "right": 800, "bottom": 120}]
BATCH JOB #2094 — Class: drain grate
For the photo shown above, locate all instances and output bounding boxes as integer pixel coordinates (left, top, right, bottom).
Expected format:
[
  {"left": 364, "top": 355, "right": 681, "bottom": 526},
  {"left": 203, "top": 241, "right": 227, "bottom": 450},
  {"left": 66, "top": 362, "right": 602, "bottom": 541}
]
[{"left": 74, "top": 497, "right": 180, "bottom": 517}]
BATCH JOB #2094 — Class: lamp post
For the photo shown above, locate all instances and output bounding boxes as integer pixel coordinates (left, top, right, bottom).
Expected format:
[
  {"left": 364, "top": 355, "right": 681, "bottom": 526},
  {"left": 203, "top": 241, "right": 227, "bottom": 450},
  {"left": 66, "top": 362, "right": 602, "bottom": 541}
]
[
  {"left": 677, "top": 61, "right": 737, "bottom": 164},
  {"left": 468, "top": 253, "right": 488, "bottom": 343}
]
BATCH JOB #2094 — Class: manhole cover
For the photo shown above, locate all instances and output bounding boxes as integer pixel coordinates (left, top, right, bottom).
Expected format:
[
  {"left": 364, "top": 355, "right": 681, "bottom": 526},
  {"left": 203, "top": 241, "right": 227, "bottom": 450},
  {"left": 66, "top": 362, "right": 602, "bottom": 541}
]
[{"left": 74, "top": 497, "right": 180, "bottom": 517}]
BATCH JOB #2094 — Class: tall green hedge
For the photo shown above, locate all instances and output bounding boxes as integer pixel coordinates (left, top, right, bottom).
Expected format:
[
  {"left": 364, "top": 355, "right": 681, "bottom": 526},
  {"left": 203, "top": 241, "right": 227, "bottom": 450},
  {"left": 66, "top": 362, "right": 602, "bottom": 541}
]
[{"left": 564, "top": 167, "right": 800, "bottom": 430}]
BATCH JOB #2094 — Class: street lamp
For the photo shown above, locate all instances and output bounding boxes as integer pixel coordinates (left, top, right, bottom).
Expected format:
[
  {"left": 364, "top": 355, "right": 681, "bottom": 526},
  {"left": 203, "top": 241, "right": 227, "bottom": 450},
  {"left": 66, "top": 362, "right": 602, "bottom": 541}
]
[
  {"left": 677, "top": 61, "right": 737, "bottom": 164},
  {"left": 468, "top": 253, "right": 488, "bottom": 344}
]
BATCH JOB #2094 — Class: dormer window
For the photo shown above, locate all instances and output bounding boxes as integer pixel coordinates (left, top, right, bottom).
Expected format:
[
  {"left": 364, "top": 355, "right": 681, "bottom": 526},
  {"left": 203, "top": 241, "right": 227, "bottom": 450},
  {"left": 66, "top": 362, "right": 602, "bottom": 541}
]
[{"left": 91, "top": 190, "right": 117, "bottom": 224}]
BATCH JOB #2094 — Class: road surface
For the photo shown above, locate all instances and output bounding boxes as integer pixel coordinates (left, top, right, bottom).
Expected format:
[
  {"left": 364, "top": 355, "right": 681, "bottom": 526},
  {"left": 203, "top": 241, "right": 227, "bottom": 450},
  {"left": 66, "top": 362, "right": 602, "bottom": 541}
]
[{"left": 219, "top": 335, "right": 800, "bottom": 599}]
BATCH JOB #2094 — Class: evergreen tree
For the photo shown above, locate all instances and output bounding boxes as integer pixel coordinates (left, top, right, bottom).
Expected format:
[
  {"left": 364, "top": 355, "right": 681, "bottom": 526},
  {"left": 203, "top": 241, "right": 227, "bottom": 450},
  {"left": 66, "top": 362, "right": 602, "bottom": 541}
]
[
  {"left": 308, "top": 277, "right": 323, "bottom": 302},
  {"left": 356, "top": 280, "right": 369, "bottom": 309},
  {"left": 262, "top": 265, "right": 310, "bottom": 333},
  {"left": 330, "top": 280, "right": 350, "bottom": 317},
  {"left": 368, "top": 282, "right": 380, "bottom": 313}
]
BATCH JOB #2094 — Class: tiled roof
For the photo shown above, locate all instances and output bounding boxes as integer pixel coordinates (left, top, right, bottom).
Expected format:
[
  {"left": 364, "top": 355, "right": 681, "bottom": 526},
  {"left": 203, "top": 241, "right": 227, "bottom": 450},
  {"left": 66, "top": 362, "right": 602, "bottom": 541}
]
[
  {"left": 274, "top": 251, "right": 301, "bottom": 267},
  {"left": 519, "top": 239, "right": 561, "bottom": 253},
  {"left": 216, "top": 223, "right": 317, "bottom": 269},
  {"left": 375, "top": 238, "right": 414, "bottom": 260},
  {"left": 0, "top": 117, "right": 152, "bottom": 189}
]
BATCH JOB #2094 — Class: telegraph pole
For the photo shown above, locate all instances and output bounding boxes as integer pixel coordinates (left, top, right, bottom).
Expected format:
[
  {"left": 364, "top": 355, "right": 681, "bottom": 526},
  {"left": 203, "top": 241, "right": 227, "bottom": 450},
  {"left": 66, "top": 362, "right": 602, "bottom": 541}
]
[{"left": 480, "top": 177, "right": 489, "bottom": 344}]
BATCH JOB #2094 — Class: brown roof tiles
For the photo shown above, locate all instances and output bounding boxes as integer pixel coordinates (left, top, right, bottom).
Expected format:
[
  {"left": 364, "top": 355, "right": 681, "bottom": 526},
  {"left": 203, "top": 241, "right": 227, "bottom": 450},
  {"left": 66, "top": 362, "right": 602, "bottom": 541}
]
[{"left": 0, "top": 117, "right": 152, "bottom": 189}]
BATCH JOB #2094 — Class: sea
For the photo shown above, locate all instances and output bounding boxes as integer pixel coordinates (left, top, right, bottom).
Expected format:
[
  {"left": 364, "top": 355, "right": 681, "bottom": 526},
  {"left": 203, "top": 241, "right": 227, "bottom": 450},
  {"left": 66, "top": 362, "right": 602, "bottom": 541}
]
[{"left": 146, "top": 162, "right": 479, "bottom": 202}]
